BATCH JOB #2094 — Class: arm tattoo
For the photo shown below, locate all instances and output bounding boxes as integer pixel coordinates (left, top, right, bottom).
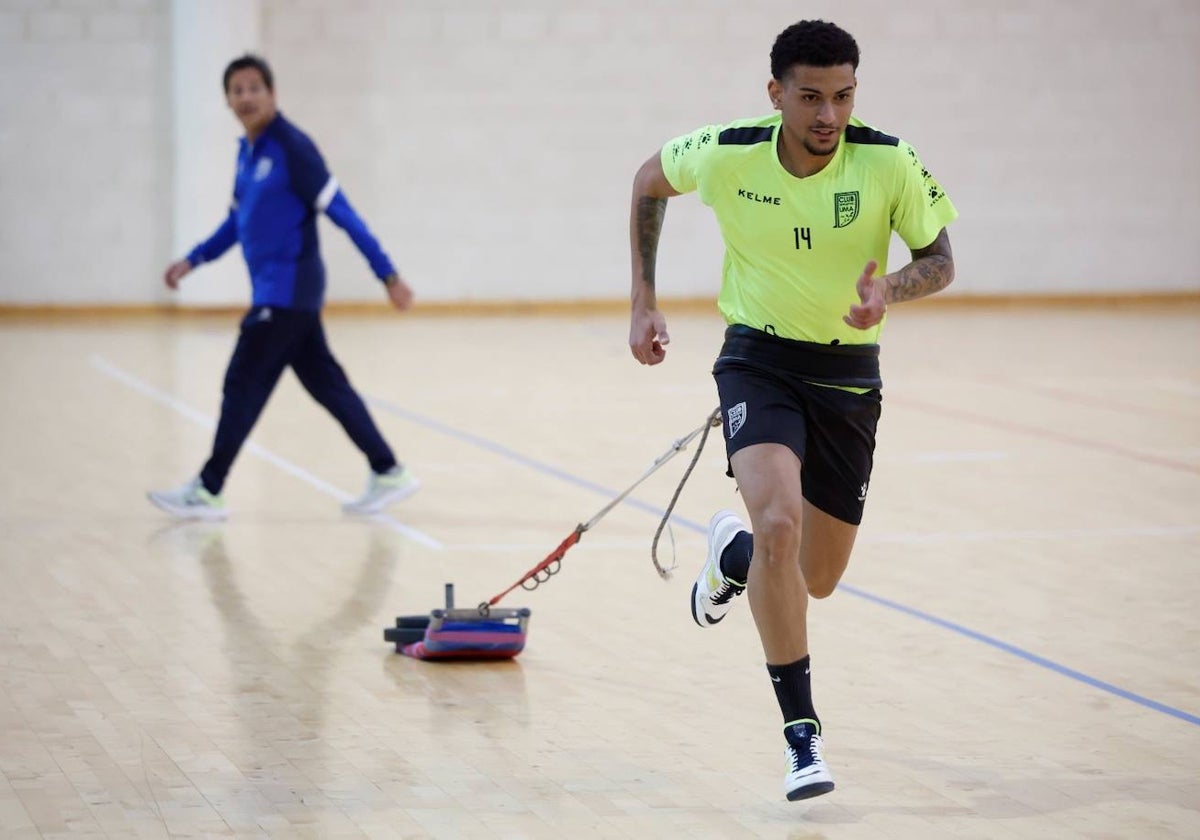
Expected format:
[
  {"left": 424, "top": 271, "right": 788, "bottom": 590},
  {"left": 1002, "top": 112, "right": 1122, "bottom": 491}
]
[
  {"left": 635, "top": 196, "right": 668, "bottom": 288},
  {"left": 883, "top": 228, "right": 955, "bottom": 304}
]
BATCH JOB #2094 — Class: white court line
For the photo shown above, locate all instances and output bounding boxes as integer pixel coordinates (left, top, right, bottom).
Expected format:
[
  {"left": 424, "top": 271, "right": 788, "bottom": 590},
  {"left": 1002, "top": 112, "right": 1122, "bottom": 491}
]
[{"left": 89, "top": 354, "right": 442, "bottom": 550}]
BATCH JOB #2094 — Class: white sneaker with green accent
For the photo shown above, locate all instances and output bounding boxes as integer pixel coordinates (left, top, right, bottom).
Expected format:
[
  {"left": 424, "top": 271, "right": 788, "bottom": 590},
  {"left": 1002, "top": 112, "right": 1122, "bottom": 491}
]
[
  {"left": 343, "top": 465, "right": 420, "bottom": 515},
  {"left": 784, "top": 719, "right": 835, "bottom": 801},
  {"left": 147, "top": 477, "right": 227, "bottom": 521},
  {"left": 690, "top": 509, "right": 748, "bottom": 627}
]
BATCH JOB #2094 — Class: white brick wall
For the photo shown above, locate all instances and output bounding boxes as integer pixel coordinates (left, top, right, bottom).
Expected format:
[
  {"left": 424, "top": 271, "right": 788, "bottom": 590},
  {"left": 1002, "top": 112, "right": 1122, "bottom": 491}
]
[
  {"left": 0, "top": 11, "right": 25, "bottom": 39},
  {"left": 0, "top": 0, "right": 169, "bottom": 305},
  {"left": 27, "top": 9, "right": 84, "bottom": 40},
  {"left": 1, "top": 0, "right": 1198, "bottom": 305},
  {"left": 88, "top": 10, "right": 145, "bottom": 40},
  {"left": 264, "top": 0, "right": 1200, "bottom": 302}
]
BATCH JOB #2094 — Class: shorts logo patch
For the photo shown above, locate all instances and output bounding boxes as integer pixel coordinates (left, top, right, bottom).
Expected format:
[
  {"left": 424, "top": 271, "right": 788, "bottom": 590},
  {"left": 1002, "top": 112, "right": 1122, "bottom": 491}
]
[
  {"left": 726, "top": 402, "right": 747, "bottom": 439},
  {"left": 857, "top": 481, "right": 868, "bottom": 502}
]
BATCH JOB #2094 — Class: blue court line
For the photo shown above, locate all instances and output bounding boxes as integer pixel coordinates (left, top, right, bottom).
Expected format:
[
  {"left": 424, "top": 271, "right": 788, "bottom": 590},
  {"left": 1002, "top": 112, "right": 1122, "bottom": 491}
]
[
  {"left": 837, "top": 584, "right": 1200, "bottom": 727},
  {"left": 368, "top": 396, "right": 1200, "bottom": 729}
]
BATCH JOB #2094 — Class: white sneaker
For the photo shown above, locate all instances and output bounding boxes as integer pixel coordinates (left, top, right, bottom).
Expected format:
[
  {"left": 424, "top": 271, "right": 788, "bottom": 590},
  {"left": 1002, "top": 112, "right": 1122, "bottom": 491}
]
[
  {"left": 147, "top": 477, "right": 227, "bottom": 521},
  {"left": 783, "top": 719, "right": 835, "bottom": 801},
  {"left": 690, "top": 509, "right": 748, "bottom": 627},
  {"left": 343, "top": 464, "right": 420, "bottom": 515}
]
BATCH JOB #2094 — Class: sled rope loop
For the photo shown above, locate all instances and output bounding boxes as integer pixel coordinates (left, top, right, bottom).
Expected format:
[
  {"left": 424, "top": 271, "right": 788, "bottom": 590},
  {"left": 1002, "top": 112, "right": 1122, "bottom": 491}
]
[
  {"left": 651, "top": 407, "right": 722, "bottom": 579},
  {"left": 482, "top": 407, "right": 723, "bottom": 609}
]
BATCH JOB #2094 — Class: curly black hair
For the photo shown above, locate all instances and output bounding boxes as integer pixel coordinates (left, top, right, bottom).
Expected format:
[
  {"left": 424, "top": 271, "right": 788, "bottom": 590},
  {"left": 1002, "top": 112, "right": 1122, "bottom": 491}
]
[
  {"left": 770, "top": 20, "right": 860, "bottom": 79},
  {"left": 222, "top": 54, "right": 274, "bottom": 93}
]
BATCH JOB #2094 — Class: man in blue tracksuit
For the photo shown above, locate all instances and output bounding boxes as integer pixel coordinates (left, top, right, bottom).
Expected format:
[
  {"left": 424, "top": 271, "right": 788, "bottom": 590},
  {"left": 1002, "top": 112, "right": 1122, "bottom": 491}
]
[{"left": 149, "top": 54, "right": 418, "bottom": 520}]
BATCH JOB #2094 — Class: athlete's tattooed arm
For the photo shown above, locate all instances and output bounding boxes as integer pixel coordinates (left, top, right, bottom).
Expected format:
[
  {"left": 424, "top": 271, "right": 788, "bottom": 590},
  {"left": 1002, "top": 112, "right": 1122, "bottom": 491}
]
[
  {"left": 881, "top": 227, "right": 955, "bottom": 304},
  {"left": 844, "top": 228, "right": 954, "bottom": 329},
  {"left": 628, "top": 153, "right": 680, "bottom": 365},
  {"left": 634, "top": 196, "right": 668, "bottom": 292}
]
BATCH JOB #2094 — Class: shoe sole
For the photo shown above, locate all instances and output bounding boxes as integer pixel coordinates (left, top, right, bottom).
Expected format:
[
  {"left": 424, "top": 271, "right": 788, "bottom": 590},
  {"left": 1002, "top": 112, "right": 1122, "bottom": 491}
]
[
  {"left": 690, "top": 580, "right": 722, "bottom": 627},
  {"left": 342, "top": 479, "right": 421, "bottom": 515},
  {"left": 690, "top": 509, "right": 745, "bottom": 627},
  {"left": 146, "top": 493, "right": 228, "bottom": 521},
  {"left": 786, "top": 780, "right": 835, "bottom": 801}
]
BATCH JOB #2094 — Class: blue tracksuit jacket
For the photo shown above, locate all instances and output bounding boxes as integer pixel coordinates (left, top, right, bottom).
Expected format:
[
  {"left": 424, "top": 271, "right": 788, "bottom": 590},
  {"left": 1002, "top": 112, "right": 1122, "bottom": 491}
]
[{"left": 186, "top": 113, "right": 395, "bottom": 310}]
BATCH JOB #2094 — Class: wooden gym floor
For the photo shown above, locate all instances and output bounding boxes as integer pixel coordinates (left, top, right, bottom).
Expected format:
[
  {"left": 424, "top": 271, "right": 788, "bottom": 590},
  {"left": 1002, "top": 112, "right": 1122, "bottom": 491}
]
[{"left": 0, "top": 304, "right": 1197, "bottom": 839}]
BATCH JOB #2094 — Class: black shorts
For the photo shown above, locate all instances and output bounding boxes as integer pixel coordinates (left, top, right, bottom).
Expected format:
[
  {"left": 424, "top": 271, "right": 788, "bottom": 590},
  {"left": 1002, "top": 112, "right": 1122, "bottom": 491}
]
[{"left": 712, "top": 326, "right": 883, "bottom": 525}]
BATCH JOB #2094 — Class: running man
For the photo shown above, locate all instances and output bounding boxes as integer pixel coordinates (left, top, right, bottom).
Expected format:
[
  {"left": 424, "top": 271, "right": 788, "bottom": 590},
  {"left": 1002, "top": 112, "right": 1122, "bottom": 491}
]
[{"left": 627, "top": 20, "right": 957, "bottom": 800}]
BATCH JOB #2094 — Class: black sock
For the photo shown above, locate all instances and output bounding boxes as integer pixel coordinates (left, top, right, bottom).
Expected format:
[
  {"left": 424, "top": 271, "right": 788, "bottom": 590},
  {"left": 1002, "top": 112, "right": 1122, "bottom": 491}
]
[
  {"left": 767, "top": 656, "right": 818, "bottom": 729},
  {"left": 719, "top": 531, "right": 753, "bottom": 583}
]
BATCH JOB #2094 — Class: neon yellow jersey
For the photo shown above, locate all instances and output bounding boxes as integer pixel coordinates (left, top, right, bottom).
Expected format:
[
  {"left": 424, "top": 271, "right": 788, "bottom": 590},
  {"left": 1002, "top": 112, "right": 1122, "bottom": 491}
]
[{"left": 661, "top": 114, "right": 958, "bottom": 345}]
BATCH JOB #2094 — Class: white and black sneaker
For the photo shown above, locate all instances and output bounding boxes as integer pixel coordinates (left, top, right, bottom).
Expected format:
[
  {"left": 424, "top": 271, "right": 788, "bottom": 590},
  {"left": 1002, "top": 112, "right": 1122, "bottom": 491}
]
[
  {"left": 783, "top": 719, "right": 835, "bottom": 801},
  {"left": 690, "top": 509, "right": 749, "bottom": 627}
]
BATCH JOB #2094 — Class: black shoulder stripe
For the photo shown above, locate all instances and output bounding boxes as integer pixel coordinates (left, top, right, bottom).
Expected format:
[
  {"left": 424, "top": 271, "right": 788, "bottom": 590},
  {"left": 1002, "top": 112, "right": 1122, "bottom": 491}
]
[
  {"left": 844, "top": 125, "right": 899, "bottom": 146},
  {"left": 718, "top": 126, "right": 774, "bottom": 145}
]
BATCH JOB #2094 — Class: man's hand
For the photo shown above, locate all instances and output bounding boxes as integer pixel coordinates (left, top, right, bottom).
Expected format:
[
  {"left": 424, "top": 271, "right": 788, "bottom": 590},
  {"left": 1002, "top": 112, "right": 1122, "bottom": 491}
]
[
  {"left": 384, "top": 274, "right": 413, "bottom": 311},
  {"left": 843, "top": 260, "right": 886, "bottom": 330},
  {"left": 163, "top": 259, "right": 192, "bottom": 290},
  {"left": 629, "top": 307, "right": 670, "bottom": 365}
]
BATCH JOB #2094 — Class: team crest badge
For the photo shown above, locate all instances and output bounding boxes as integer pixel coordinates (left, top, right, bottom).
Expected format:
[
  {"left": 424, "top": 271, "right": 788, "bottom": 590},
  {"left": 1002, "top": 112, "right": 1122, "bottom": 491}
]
[
  {"left": 726, "top": 402, "right": 747, "bottom": 439},
  {"left": 254, "top": 157, "right": 274, "bottom": 181},
  {"left": 834, "top": 191, "right": 860, "bottom": 228}
]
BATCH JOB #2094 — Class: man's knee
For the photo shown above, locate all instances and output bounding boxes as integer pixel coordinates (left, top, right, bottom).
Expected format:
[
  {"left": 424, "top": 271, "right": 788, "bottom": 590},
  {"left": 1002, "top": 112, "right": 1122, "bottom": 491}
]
[{"left": 753, "top": 504, "right": 804, "bottom": 562}]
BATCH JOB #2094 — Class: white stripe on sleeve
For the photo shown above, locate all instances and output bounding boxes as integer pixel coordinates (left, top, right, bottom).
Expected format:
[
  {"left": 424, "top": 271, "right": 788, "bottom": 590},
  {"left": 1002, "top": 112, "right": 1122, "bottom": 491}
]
[{"left": 315, "top": 176, "right": 339, "bottom": 211}]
